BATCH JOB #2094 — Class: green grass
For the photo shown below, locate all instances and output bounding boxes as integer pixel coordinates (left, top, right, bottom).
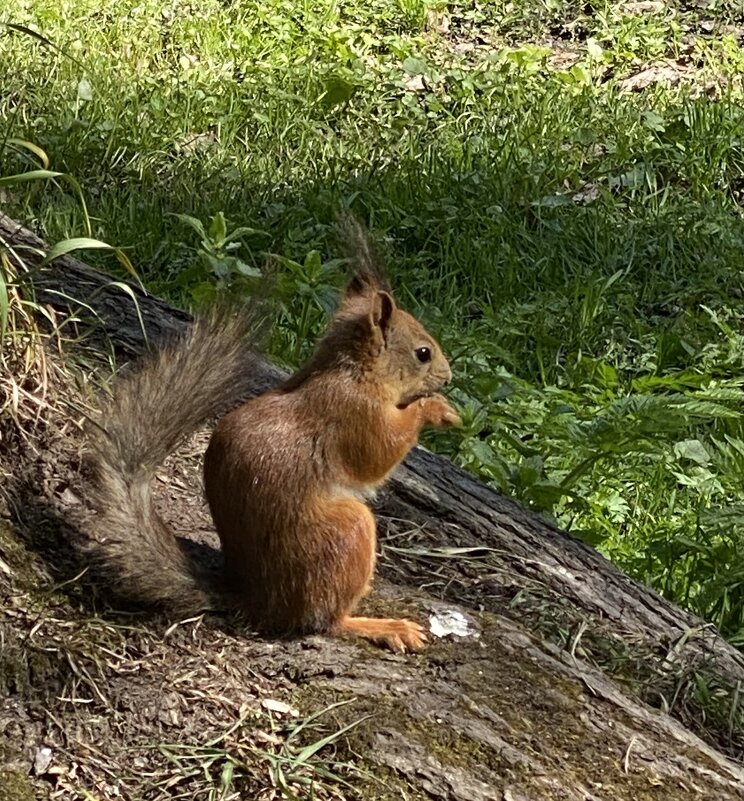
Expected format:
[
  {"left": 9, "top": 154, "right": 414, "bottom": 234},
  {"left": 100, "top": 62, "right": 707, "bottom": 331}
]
[{"left": 4, "top": 1, "right": 744, "bottom": 643}]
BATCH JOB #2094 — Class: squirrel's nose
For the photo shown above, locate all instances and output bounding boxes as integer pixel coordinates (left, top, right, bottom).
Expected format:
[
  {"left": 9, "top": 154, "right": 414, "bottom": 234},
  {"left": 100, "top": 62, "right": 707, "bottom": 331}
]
[{"left": 442, "top": 365, "right": 452, "bottom": 385}]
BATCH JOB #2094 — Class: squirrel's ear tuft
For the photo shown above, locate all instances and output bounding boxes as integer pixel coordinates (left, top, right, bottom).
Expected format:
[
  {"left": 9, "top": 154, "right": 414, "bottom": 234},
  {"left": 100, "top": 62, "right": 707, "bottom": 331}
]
[
  {"left": 370, "top": 290, "right": 396, "bottom": 337},
  {"left": 345, "top": 271, "right": 381, "bottom": 300},
  {"left": 337, "top": 213, "right": 391, "bottom": 295}
]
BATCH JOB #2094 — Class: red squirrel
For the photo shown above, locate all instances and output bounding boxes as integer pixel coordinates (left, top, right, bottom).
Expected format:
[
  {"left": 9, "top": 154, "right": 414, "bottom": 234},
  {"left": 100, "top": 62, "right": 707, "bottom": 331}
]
[{"left": 89, "top": 232, "right": 460, "bottom": 652}]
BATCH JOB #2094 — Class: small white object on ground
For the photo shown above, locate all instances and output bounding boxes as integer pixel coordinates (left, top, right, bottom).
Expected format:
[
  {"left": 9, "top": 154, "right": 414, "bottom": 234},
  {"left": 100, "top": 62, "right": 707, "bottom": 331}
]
[
  {"left": 429, "top": 609, "right": 480, "bottom": 640},
  {"left": 261, "top": 698, "right": 299, "bottom": 717},
  {"left": 33, "top": 746, "right": 53, "bottom": 776}
]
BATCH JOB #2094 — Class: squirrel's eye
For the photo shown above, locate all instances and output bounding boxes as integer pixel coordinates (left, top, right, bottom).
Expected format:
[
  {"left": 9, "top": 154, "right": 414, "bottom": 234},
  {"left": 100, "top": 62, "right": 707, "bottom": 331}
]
[{"left": 415, "top": 347, "right": 432, "bottom": 364}]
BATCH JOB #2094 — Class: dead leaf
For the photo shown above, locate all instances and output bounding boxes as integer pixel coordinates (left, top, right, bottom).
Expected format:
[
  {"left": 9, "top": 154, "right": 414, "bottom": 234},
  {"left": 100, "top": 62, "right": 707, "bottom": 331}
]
[{"left": 262, "top": 698, "right": 299, "bottom": 716}]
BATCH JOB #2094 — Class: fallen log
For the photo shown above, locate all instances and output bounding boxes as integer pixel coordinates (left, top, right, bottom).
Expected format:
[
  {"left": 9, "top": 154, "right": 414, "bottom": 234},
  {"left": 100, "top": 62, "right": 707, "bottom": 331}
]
[{"left": 2, "top": 211, "right": 743, "bottom": 800}]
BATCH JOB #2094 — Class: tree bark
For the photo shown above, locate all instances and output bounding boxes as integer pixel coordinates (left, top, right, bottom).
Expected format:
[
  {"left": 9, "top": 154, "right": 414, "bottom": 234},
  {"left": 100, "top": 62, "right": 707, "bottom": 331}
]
[{"left": 3, "top": 211, "right": 743, "bottom": 800}]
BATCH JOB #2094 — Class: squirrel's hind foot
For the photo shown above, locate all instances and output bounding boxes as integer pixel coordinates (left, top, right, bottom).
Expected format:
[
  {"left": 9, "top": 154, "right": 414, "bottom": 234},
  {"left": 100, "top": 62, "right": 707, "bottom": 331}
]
[{"left": 336, "top": 615, "right": 427, "bottom": 653}]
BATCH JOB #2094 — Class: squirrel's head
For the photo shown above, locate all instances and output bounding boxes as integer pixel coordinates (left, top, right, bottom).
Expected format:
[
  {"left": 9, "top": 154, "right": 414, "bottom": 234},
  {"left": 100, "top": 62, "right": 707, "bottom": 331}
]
[{"left": 331, "top": 271, "right": 453, "bottom": 406}]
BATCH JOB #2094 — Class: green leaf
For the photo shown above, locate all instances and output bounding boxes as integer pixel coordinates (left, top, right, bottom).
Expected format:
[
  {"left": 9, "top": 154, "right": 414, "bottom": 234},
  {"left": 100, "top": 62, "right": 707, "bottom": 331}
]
[
  {"left": 234, "top": 260, "right": 262, "bottom": 278},
  {"left": 642, "top": 110, "right": 665, "bottom": 132},
  {"left": 106, "top": 281, "right": 149, "bottom": 347},
  {"left": 402, "top": 56, "right": 427, "bottom": 75},
  {"left": 568, "top": 63, "right": 591, "bottom": 84},
  {"left": 171, "top": 212, "right": 207, "bottom": 240},
  {"left": 42, "top": 238, "right": 139, "bottom": 284},
  {"left": 203, "top": 252, "right": 231, "bottom": 279},
  {"left": 531, "top": 193, "right": 570, "bottom": 208},
  {"left": 610, "top": 164, "right": 646, "bottom": 189},
  {"left": 292, "top": 716, "right": 370, "bottom": 766},
  {"left": 44, "top": 237, "right": 118, "bottom": 261},
  {"left": 6, "top": 138, "right": 50, "bottom": 168},
  {"left": 321, "top": 76, "right": 355, "bottom": 109},
  {"left": 303, "top": 250, "right": 322, "bottom": 278},
  {"left": 208, "top": 212, "right": 228, "bottom": 244},
  {"left": 77, "top": 77, "right": 93, "bottom": 101},
  {"left": 224, "top": 225, "right": 265, "bottom": 243},
  {"left": 219, "top": 761, "right": 234, "bottom": 791},
  {"left": 674, "top": 439, "right": 711, "bottom": 466},
  {"left": 594, "top": 361, "right": 618, "bottom": 388},
  {"left": 526, "top": 480, "right": 567, "bottom": 511},
  {"left": 467, "top": 439, "right": 498, "bottom": 467},
  {"left": 519, "top": 455, "right": 544, "bottom": 486},
  {"left": 0, "top": 169, "right": 65, "bottom": 187},
  {"left": 586, "top": 38, "right": 603, "bottom": 60},
  {"left": 2, "top": 22, "right": 55, "bottom": 47}
]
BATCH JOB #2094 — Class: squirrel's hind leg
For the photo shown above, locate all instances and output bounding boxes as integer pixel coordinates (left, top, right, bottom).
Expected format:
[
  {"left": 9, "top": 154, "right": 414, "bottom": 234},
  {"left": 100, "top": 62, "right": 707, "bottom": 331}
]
[{"left": 321, "top": 498, "right": 428, "bottom": 653}]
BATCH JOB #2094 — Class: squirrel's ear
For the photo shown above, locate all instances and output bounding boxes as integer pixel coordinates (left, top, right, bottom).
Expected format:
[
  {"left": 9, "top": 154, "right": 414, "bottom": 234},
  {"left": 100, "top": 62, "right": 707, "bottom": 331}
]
[{"left": 370, "top": 290, "right": 395, "bottom": 337}]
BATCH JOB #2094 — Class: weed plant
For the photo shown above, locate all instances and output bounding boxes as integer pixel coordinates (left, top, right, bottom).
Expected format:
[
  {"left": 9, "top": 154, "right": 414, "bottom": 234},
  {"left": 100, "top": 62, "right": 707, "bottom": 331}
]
[{"left": 3, "top": 1, "right": 744, "bottom": 643}]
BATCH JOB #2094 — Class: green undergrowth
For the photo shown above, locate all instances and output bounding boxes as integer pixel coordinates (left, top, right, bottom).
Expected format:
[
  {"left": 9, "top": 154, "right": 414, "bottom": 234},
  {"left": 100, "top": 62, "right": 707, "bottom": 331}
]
[{"left": 3, "top": 1, "right": 744, "bottom": 645}]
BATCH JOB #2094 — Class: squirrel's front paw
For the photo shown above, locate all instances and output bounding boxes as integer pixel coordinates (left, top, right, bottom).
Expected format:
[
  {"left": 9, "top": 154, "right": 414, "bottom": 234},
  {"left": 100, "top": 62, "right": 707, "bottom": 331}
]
[
  {"left": 421, "top": 394, "right": 462, "bottom": 428},
  {"left": 378, "top": 619, "right": 428, "bottom": 653}
]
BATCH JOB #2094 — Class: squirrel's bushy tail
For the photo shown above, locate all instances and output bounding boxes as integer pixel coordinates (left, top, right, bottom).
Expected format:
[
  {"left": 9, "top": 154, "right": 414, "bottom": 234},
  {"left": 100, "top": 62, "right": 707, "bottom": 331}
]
[{"left": 88, "top": 306, "right": 265, "bottom": 613}]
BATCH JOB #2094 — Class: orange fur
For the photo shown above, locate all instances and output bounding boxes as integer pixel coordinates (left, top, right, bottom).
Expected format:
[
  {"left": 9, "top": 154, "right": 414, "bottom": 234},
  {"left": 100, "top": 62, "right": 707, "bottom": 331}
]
[
  {"left": 204, "top": 274, "right": 459, "bottom": 650},
  {"left": 89, "top": 250, "right": 459, "bottom": 653}
]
